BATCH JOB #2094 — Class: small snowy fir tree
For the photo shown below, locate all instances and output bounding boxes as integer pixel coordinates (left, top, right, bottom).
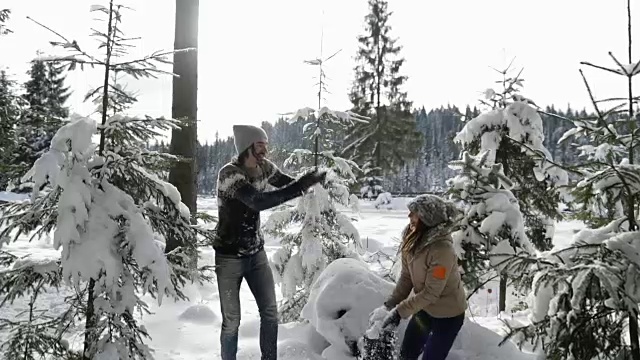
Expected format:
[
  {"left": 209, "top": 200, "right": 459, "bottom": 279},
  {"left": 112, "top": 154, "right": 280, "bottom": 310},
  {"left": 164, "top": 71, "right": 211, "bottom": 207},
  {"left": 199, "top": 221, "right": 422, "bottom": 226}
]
[
  {"left": 448, "top": 151, "right": 535, "bottom": 299},
  {"left": 359, "top": 162, "right": 384, "bottom": 201},
  {"left": 453, "top": 62, "right": 569, "bottom": 252},
  {"left": 0, "top": 255, "right": 70, "bottom": 360},
  {"left": 503, "top": 2, "right": 640, "bottom": 358},
  {"left": 264, "top": 47, "right": 369, "bottom": 322},
  {"left": 0, "top": 3, "right": 212, "bottom": 359},
  {"left": 265, "top": 106, "right": 367, "bottom": 323},
  {"left": 452, "top": 64, "right": 569, "bottom": 312}
]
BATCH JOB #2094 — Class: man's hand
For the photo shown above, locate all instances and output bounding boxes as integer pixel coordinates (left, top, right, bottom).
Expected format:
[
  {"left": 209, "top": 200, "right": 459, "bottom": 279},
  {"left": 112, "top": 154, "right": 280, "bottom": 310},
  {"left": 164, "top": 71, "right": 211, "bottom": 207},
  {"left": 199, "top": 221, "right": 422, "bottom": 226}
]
[
  {"left": 381, "top": 308, "right": 401, "bottom": 330},
  {"left": 297, "top": 169, "right": 327, "bottom": 190}
]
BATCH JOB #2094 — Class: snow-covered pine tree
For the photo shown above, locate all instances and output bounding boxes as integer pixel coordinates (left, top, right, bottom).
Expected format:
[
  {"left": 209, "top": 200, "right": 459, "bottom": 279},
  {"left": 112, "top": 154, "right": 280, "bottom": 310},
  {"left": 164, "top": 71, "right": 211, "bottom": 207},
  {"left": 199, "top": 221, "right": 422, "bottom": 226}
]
[
  {"left": 44, "top": 61, "right": 70, "bottom": 120},
  {"left": 452, "top": 63, "right": 568, "bottom": 312},
  {"left": 454, "top": 62, "right": 569, "bottom": 252},
  {"left": 341, "top": 0, "right": 422, "bottom": 196},
  {"left": 8, "top": 57, "right": 70, "bottom": 193},
  {"left": 0, "top": 2, "right": 213, "bottom": 359},
  {"left": 503, "top": 2, "right": 640, "bottom": 358},
  {"left": 264, "top": 45, "right": 368, "bottom": 322},
  {"left": 447, "top": 151, "right": 535, "bottom": 303}
]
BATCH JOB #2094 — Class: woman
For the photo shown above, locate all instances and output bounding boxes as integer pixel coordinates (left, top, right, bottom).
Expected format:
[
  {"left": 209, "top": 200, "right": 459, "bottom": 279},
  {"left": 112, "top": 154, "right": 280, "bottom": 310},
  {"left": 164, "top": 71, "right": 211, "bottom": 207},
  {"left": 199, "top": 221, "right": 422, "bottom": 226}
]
[{"left": 378, "top": 194, "right": 467, "bottom": 360}]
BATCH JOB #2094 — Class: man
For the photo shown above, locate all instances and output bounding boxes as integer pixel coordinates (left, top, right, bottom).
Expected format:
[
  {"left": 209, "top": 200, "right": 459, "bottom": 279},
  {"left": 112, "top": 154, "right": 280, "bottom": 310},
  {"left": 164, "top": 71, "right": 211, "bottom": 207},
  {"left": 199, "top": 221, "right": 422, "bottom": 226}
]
[{"left": 214, "top": 124, "right": 325, "bottom": 360}]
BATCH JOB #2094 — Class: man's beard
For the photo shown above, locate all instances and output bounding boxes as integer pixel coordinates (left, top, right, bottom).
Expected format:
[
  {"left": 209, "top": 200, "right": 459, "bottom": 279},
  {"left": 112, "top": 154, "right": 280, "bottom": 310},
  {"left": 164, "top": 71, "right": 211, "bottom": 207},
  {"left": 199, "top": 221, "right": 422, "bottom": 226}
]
[{"left": 252, "top": 148, "right": 266, "bottom": 163}]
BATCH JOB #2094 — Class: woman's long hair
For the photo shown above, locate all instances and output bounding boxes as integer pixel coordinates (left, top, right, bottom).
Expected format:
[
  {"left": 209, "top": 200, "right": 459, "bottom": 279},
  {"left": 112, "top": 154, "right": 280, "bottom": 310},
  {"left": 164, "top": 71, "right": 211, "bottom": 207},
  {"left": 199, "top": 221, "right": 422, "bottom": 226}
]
[{"left": 400, "top": 219, "right": 426, "bottom": 256}]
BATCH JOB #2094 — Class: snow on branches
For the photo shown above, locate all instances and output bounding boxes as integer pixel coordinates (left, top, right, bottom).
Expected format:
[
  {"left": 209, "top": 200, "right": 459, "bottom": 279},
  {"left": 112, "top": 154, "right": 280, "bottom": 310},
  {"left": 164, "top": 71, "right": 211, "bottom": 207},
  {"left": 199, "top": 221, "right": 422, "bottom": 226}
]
[
  {"left": 448, "top": 151, "right": 535, "bottom": 292},
  {"left": 264, "top": 106, "right": 365, "bottom": 323}
]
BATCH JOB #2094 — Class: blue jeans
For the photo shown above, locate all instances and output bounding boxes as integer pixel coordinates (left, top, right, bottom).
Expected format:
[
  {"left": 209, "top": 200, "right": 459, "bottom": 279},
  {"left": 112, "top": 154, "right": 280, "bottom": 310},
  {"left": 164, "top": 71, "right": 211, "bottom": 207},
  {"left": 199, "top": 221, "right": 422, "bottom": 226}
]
[
  {"left": 399, "top": 311, "right": 464, "bottom": 360},
  {"left": 215, "top": 250, "right": 278, "bottom": 360}
]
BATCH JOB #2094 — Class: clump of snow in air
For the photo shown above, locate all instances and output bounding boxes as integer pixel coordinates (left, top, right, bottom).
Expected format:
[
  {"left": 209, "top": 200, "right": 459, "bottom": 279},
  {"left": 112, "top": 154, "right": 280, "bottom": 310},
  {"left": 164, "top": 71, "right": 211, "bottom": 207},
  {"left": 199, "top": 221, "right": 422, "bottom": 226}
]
[{"left": 364, "top": 305, "right": 390, "bottom": 340}]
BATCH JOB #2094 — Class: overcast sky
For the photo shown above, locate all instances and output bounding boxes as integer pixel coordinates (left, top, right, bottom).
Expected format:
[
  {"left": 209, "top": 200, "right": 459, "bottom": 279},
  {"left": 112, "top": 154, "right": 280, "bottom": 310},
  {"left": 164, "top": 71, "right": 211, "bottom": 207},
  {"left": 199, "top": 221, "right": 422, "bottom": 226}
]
[{"left": 1, "top": 0, "right": 639, "bottom": 142}]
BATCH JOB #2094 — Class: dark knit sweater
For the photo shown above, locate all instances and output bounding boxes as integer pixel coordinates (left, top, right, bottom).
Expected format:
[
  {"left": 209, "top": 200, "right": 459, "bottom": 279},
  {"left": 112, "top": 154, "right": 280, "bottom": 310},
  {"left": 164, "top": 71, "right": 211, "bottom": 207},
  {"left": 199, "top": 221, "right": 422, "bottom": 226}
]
[{"left": 213, "top": 159, "right": 299, "bottom": 256}]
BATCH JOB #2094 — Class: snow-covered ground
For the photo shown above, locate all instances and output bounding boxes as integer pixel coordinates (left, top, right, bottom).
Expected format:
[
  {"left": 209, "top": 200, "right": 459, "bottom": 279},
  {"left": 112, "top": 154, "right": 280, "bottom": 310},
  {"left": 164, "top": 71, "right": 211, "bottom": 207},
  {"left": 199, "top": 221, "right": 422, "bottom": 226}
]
[{"left": 0, "top": 193, "right": 585, "bottom": 359}]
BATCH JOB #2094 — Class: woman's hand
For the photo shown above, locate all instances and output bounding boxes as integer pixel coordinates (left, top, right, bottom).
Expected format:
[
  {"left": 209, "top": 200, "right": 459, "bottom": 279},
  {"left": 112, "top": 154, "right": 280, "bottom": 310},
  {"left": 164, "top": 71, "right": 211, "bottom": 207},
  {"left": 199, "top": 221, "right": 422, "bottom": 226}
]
[{"left": 381, "top": 308, "right": 401, "bottom": 329}]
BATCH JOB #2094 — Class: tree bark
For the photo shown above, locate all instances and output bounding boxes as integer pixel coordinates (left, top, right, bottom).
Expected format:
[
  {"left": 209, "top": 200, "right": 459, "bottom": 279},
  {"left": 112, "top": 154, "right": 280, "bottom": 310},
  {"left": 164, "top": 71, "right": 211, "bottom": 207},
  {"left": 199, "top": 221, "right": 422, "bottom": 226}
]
[
  {"left": 498, "top": 274, "right": 507, "bottom": 313},
  {"left": 167, "top": 0, "right": 199, "bottom": 253}
]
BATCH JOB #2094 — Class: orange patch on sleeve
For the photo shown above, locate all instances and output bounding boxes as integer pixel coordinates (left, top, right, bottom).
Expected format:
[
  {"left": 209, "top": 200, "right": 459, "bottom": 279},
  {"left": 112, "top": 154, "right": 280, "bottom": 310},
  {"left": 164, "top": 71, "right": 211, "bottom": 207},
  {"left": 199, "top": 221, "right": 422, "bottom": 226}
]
[{"left": 432, "top": 266, "right": 447, "bottom": 280}]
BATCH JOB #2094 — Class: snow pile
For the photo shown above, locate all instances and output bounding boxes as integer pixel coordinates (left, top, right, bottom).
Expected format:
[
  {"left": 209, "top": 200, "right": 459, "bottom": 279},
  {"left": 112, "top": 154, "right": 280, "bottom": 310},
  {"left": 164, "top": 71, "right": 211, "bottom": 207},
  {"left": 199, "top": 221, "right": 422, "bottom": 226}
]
[
  {"left": 301, "top": 258, "right": 394, "bottom": 360},
  {"left": 447, "top": 320, "right": 538, "bottom": 360},
  {"left": 373, "top": 192, "right": 393, "bottom": 209},
  {"left": 178, "top": 304, "right": 218, "bottom": 325},
  {"left": 277, "top": 338, "right": 323, "bottom": 360}
]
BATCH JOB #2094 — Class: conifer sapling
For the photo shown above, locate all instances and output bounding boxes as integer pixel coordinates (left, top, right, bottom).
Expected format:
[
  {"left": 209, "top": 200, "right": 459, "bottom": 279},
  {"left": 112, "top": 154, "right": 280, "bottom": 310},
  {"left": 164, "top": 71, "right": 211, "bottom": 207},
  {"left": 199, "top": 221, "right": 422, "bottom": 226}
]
[
  {"left": 0, "top": 2, "right": 213, "bottom": 359},
  {"left": 264, "top": 46, "right": 368, "bottom": 322}
]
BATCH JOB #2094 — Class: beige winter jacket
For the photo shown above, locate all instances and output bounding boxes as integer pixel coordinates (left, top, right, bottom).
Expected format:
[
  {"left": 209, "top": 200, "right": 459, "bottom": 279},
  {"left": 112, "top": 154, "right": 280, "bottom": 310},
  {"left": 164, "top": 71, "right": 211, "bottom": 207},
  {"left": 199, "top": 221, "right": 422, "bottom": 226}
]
[{"left": 386, "top": 230, "right": 467, "bottom": 319}]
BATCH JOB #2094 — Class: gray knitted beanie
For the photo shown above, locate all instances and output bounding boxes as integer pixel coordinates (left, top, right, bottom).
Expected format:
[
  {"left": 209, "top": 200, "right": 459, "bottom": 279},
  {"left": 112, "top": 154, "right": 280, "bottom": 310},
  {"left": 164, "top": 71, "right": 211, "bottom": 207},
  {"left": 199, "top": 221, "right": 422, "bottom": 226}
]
[
  {"left": 232, "top": 125, "right": 268, "bottom": 154},
  {"left": 407, "top": 194, "right": 462, "bottom": 229}
]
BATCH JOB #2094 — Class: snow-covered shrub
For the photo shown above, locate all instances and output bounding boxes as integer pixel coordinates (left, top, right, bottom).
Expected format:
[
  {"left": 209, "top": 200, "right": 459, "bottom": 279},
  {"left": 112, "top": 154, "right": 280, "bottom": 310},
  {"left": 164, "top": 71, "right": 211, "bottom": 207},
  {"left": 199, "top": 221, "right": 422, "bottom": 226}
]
[
  {"left": 301, "top": 258, "right": 394, "bottom": 360},
  {"left": 265, "top": 106, "right": 367, "bottom": 323},
  {"left": 0, "top": 255, "right": 69, "bottom": 360},
  {"left": 359, "top": 163, "right": 384, "bottom": 201},
  {"left": 373, "top": 192, "right": 392, "bottom": 209}
]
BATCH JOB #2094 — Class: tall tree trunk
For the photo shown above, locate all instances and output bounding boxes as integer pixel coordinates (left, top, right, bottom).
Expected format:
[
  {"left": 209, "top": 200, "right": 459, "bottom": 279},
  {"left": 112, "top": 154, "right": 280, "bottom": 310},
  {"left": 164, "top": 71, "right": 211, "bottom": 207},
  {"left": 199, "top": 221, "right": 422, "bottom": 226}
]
[
  {"left": 498, "top": 274, "right": 507, "bottom": 313},
  {"left": 496, "top": 144, "right": 509, "bottom": 313},
  {"left": 167, "top": 0, "right": 199, "bottom": 254}
]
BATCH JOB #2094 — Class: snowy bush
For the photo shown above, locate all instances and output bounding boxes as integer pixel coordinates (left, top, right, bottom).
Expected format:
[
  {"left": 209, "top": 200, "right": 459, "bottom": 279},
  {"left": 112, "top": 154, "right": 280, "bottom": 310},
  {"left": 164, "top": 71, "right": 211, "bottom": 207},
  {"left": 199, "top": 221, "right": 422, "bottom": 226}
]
[
  {"left": 265, "top": 104, "right": 367, "bottom": 322},
  {"left": 301, "top": 258, "right": 394, "bottom": 360},
  {"left": 373, "top": 192, "right": 392, "bottom": 209}
]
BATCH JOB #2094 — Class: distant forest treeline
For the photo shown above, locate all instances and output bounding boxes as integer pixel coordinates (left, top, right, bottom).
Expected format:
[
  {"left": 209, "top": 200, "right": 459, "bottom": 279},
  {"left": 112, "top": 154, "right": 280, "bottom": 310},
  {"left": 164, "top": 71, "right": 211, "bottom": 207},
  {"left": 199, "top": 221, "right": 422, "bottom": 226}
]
[{"left": 151, "top": 104, "right": 586, "bottom": 195}]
